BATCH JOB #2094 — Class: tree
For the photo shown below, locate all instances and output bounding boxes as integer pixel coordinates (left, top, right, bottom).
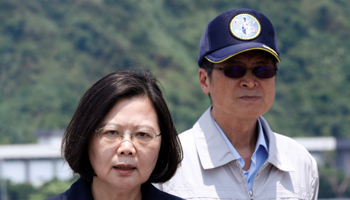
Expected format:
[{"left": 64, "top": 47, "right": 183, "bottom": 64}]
[
  {"left": 6, "top": 180, "right": 36, "bottom": 200},
  {"left": 29, "top": 177, "right": 77, "bottom": 200}
]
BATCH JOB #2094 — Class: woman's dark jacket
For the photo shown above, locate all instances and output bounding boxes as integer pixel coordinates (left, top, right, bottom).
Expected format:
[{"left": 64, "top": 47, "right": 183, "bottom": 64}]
[{"left": 45, "top": 178, "right": 184, "bottom": 200}]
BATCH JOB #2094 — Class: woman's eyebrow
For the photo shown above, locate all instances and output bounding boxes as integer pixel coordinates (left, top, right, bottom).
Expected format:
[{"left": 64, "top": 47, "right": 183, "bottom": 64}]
[
  {"left": 95, "top": 122, "right": 118, "bottom": 130},
  {"left": 97, "top": 123, "right": 157, "bottom": 131}
]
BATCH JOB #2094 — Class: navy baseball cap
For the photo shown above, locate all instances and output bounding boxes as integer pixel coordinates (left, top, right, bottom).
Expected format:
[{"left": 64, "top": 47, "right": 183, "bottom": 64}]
[{"left": 198, "top": 8, "right": 280, "bottom": 66}]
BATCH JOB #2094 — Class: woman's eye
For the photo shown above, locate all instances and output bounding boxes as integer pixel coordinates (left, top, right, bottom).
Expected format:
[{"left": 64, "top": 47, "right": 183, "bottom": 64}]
[
  {"left": 138, "top": 132, "right": 147, "bottom": 137},
  {"left": 107, "top": 130, "right": 118, "bottom": 135},
  {"left": 135, "top": 131, "right": 152, "bottom": 138}
]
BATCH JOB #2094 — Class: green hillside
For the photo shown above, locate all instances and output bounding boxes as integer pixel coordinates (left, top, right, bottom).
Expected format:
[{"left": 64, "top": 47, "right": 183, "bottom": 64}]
[{"left": 1, "top": 0, "right": 350, "bottom": 144}]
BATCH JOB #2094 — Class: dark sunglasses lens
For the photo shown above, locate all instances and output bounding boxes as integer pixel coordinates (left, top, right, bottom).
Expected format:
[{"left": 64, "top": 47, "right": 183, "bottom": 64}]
[
  {"left": 253, "top": 67, "right": 277, "bottom": 78},
  {"left": 224, "top": 66, "right": 246, "bottom": 78}
]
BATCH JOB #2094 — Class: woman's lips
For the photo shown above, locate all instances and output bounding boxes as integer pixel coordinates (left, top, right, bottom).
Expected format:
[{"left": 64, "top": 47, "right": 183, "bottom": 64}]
[{"left": 114, "top": 164, "right": 136, "bottom": 175}]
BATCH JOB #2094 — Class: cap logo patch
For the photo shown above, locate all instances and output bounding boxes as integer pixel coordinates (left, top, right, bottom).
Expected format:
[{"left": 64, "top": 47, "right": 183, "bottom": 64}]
[{"left": 230, "top": 13, "right": 261, "bottom": 40}]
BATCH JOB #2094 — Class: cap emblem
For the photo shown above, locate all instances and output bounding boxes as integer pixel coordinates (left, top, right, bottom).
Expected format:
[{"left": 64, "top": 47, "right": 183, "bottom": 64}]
[{"left": 230, "top": 13, "right": 261, "bottom": 40}]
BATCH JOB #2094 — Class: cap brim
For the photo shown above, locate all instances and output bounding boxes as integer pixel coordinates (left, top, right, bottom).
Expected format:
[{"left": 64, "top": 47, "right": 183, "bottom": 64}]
[{"left": 205, "top": 42, "right": 281, "bottom": 63}]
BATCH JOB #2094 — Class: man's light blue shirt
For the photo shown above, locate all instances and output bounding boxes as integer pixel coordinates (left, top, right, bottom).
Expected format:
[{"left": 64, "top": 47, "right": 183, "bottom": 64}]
[{"left": 211, "top": 115, "right": 269, "bottom": 191}]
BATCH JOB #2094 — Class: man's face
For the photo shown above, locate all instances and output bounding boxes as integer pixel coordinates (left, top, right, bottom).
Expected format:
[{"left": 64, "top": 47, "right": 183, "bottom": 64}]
[{"left": 199, "top": 50, "right": 276, "bottom": 121}]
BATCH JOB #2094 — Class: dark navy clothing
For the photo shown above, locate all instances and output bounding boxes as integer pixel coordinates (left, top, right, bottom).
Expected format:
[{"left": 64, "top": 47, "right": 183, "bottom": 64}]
[
  {"left": 46, "top": 178, "right": 184, "bottom": 200},
  {"left": 45, "top": 178, "right": 93, "bottom": 200},
  {"left": 141, "top": 182, "right": 184, "bottom": 200}
]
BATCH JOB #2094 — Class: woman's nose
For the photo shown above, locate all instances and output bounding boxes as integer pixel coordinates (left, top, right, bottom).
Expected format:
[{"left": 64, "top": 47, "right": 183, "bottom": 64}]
[{"left": 117, "top": 139, "right": 136, "bottom": 156}]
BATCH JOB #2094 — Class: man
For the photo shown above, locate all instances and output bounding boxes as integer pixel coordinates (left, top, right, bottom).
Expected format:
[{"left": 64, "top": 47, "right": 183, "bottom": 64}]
[{"left": 158, "top": 8, "right": 319, "bottom": 199}]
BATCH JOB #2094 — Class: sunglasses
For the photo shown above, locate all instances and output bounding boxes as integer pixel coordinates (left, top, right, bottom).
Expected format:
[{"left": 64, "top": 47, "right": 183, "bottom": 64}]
[{"left": 212, "top": 66, "right": 278, "bottom": 79}]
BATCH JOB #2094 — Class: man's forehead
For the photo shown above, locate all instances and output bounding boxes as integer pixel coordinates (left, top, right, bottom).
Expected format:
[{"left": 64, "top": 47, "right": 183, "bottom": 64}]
[{"left": 222, "top": 50, "right": 274, "bottom": 64}]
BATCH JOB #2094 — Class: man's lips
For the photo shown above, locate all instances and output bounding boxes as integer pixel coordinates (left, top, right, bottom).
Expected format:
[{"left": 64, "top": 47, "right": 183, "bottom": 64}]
[{"left": 239, "top": 95, "right": 260, "bottom": 101}]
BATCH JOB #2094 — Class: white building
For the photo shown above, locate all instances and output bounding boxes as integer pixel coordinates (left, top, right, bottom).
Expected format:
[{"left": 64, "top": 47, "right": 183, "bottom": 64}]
[{"left": 0, "top": 130, "right": 73, "bottom": 187}]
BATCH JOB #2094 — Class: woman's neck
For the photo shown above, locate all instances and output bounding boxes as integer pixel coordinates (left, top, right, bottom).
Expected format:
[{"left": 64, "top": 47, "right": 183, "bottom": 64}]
[{"left": 91, "top": 177, "right": 142, "bottom": 200}]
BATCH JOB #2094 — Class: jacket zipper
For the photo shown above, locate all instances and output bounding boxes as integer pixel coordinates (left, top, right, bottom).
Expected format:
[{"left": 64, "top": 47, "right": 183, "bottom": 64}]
[
  {"left": 250, "top": 162, "right": 269, "bottom": 200},
  {"left": 235, "top": 160, "right": 253, "bottom": 200},
  {"left": 249, "top": 191, "right": 253, "bottom": 199}
]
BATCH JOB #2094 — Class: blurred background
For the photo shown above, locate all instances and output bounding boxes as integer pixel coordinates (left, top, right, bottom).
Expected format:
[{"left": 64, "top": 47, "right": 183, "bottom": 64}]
[{"left": 0, "top": 0, "right": 350, "bottom": 199}]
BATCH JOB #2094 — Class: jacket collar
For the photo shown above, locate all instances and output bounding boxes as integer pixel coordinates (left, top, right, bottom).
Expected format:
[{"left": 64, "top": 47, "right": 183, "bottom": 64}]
[
  {"left": 193, "top": 107, "right": 294, "bottom": 172},
  {"left": 259, "top": 117, "right": 295, "bottom": 172},
  {"left": 193, "top": 107, "right": 236, "bottom": 169},
  {"left": 65, "top": 178, "right": 94, "bottom": 200}
]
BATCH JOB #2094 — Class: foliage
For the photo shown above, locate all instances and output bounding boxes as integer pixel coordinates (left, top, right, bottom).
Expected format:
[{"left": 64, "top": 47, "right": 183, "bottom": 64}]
[
  {"left": 319, "top": 166, "right": 350, "bottom": 198},
  {"left": 29, "top": 178, "right": 77, "bottom": 200},
  {"left": 3, "top": 177, "right": 77, "bottom": 200},
  {"left": 0, "top": 0, "right": 350, "bottom": 143},
  {"left": 6, "top": 180, "right": 36, "bottom": 200},
  {"left": 318, "top": 151, "right": 350, "bottom": 198}
]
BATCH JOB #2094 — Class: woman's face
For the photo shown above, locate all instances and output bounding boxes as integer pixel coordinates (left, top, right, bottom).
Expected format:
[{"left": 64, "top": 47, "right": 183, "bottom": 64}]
[{"left": 88, "top": 96, "right": 161, "bottom": 191}]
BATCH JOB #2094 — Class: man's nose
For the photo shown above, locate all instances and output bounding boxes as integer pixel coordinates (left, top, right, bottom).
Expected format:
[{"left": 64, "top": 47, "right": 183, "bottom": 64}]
[{"left": 240, "top": 70, "right": 258, "bottom": 88}]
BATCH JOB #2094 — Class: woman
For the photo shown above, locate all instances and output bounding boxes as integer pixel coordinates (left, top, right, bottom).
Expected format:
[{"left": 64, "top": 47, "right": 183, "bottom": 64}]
[{"left": 46, "top": 70, "right": 184, "bottom": 200}]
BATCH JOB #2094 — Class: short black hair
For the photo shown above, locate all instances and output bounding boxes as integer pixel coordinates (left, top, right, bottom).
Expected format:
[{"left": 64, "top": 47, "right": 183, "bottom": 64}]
[
  {"left": 62, "top": 69, "right": 183, "bottom": 183},
  {"left": 200, "top": 58, "right": 214, "bottom": 79}
]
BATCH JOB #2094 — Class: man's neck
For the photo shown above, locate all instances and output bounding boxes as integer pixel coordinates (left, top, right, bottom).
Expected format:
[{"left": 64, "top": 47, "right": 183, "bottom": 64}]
[{"left": 212, "top": 108, "right": 259, "bottom": 170}]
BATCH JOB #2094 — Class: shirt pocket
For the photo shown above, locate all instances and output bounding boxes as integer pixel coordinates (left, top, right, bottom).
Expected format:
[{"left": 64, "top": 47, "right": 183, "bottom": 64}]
[{"left": 263, "top": 185, "right": 310, "bottom": 200}]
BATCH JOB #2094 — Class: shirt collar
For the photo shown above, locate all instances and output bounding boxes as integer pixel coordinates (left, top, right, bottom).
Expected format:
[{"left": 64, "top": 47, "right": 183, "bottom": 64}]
[
  {"left": 211, "top": 110, "right": 268, "bottom": 166},
  {"left": 255, "top": 118, "right": 269, "bottom": 153},
  {"left": 258, "top": 116, "right": 295, "bottom": 172}
]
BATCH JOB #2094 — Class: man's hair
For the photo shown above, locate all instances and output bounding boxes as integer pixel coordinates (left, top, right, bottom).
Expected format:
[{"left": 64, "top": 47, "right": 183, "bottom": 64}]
[
  {"left": 62, "top": 69, "right": 183, "bottom": 183},
  {"left": 200, "top": 59, "right": 214, "bottom": 79}
]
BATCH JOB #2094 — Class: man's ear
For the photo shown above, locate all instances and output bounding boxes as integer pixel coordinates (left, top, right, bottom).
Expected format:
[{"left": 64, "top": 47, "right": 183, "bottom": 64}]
[{"left": 199, "top": 68, "right": 210, "bottom": 94}]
